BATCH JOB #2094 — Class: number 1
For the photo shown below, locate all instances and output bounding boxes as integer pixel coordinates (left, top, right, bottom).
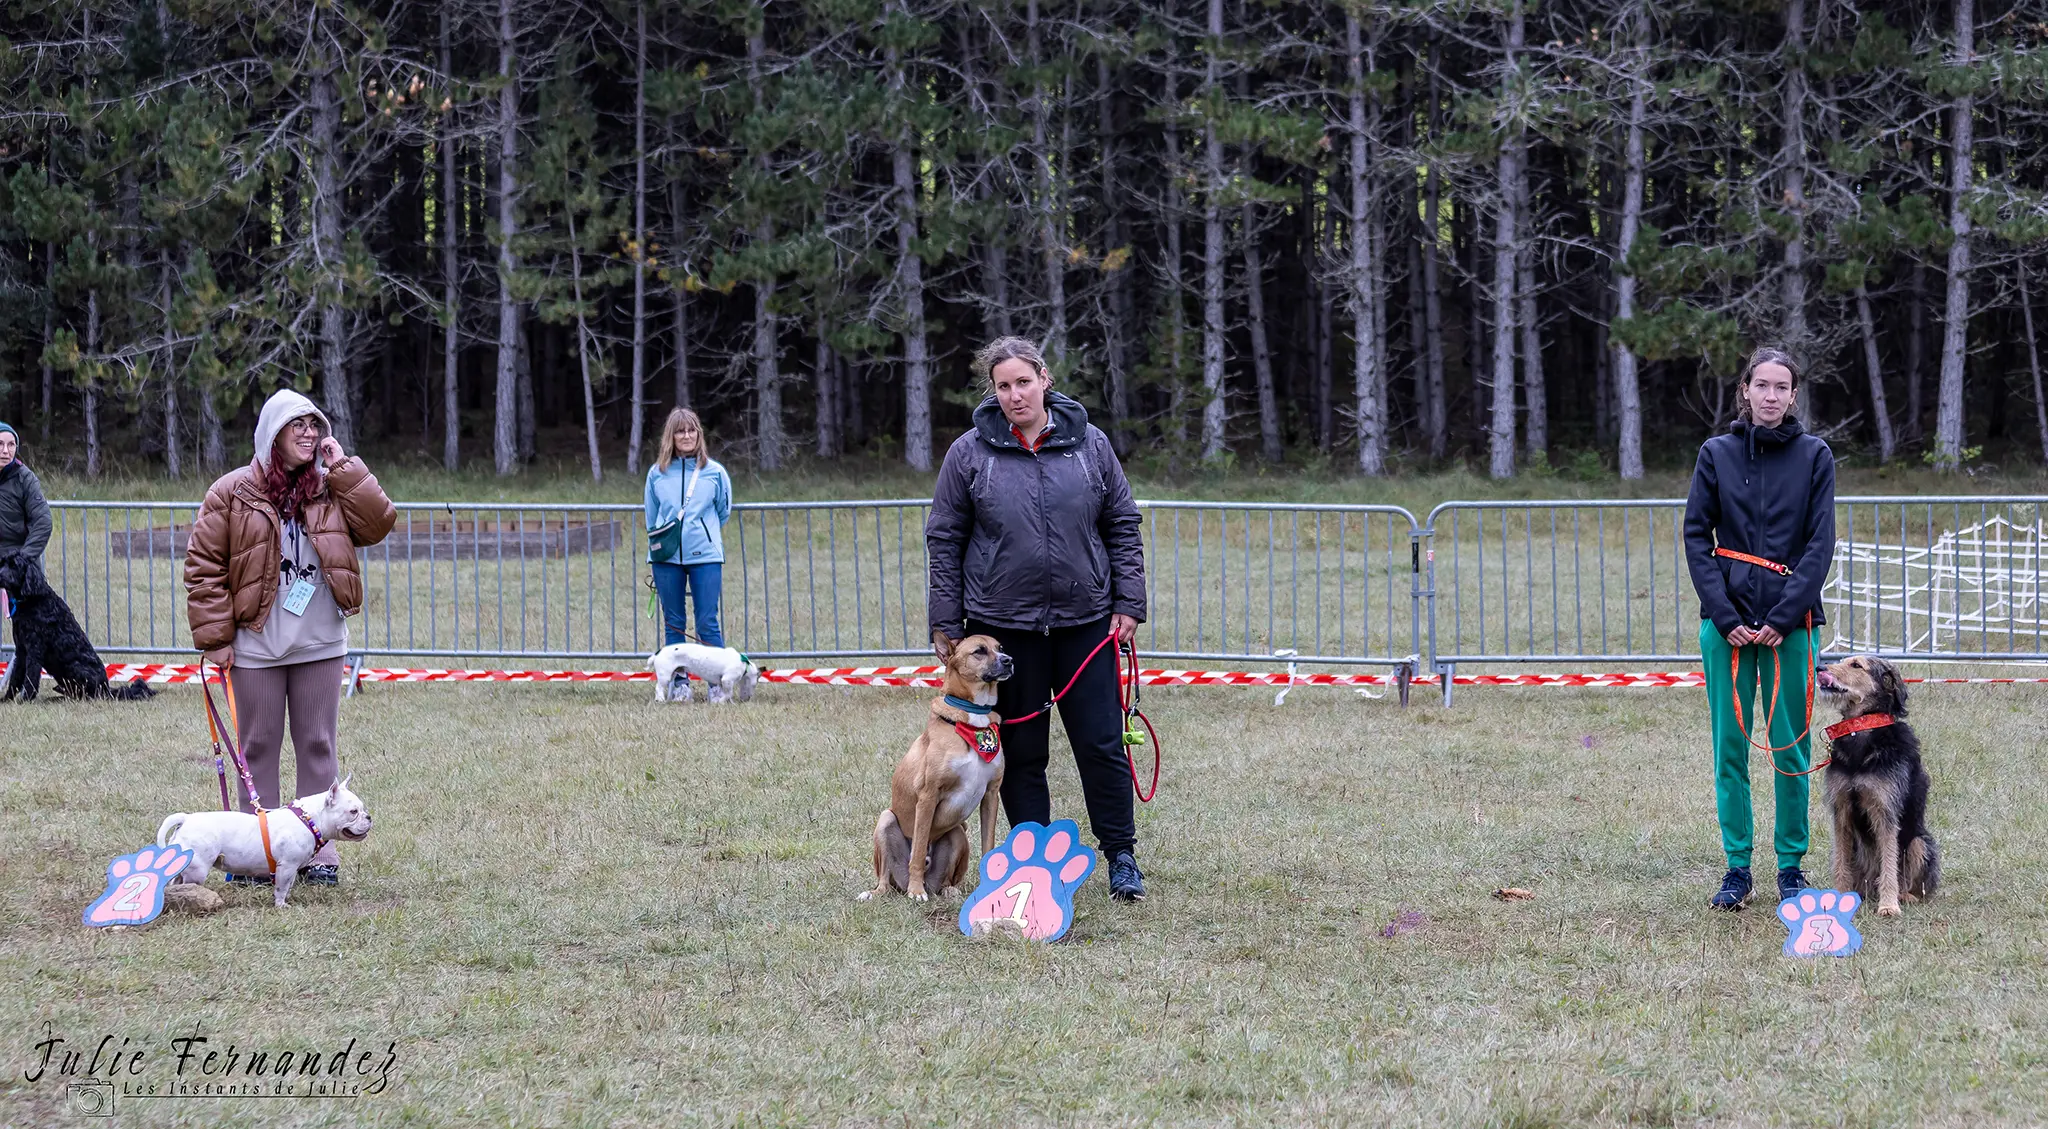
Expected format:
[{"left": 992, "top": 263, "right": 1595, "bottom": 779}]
[{"left": 1003, "top": 881, "right": 1033, "bottom": 929}]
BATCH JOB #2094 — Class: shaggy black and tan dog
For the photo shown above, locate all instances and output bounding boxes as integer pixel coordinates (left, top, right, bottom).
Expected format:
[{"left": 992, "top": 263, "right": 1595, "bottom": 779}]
[
  {"left": 0, "top": 552, "right": 155, "bottom": 702},
  {"left": 1814, "top": 655, "right": 1939, "bottom": 916}
]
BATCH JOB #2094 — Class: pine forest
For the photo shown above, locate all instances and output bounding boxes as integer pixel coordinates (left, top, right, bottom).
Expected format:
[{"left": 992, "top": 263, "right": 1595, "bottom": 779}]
[{"left": 6, "top": 0, "right": 2048, "bottom": 481}]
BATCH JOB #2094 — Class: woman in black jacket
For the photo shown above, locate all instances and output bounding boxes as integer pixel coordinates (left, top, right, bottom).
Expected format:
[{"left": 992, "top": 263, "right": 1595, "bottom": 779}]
[
  {"left": 1683, "top": 347, "right": 1836, "bottom": 912},
  {"left": 926, "top": 336, "right": 1151, "bottom": 902}
]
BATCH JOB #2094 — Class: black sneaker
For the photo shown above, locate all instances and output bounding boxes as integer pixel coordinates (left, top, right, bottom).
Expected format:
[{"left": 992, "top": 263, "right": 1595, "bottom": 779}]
[
  {"left": 1709, "top": 866, "right": 1752, "bottom": 911},
  {"left": 1108, "top": 851, "right": 1146, "bottom": 902},
  {"left": 1776, "top": 867, "right": 1808, "bottom": 904},
  {"left": 224, "top": 871, "right": 273, "bottom": 887},
  {"left": 299, "top": 865, "right": 340, "bottom": 887}
]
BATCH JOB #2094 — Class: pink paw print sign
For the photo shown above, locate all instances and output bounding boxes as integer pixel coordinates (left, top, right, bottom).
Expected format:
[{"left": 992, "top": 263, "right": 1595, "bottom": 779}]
[
  {"left": 84, "top": 845, "right": 195, "bottom": 929},
  {"left": 1779, "top": 889, "right": 1864, "bottom": 957},
  {"left": 960, "top": 820, "right": 1096, "bottom": 942}
]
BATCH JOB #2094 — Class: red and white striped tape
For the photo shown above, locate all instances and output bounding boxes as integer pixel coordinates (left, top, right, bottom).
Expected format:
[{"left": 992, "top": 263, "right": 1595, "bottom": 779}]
[{"left": 5, "top": 662, "right": 2044, "bottom": 688}]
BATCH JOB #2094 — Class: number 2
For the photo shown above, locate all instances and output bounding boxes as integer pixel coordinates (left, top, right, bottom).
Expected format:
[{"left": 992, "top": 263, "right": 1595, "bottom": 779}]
[{"left": 109, "top": 875, "right": 150, "bottom": 914}]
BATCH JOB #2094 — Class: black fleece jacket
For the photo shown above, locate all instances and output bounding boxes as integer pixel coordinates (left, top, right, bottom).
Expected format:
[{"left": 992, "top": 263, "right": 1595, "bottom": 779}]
[
  {"left": 926, "top": 391, "right": 1147, "bottom": 636},
  {"left": 1683, "top": 417, "right": 1836, "bottom": 637}
]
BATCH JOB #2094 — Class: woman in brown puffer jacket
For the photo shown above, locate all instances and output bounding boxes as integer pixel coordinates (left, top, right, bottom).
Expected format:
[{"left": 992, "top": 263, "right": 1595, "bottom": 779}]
[{"left": 184, "top": 388, "right": 395, "bottom": 887}]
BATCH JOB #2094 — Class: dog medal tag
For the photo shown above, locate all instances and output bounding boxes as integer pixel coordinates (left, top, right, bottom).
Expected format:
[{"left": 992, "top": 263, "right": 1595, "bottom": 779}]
[{"left": 281, "top": 575, "right": 317, "bottom": 616}]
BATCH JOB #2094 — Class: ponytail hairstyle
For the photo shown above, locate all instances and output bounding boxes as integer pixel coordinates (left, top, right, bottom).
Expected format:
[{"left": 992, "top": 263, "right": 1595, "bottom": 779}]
[
  {"left": 971, "top": 336, "right": 1053, "bottom": 396},
  {"left": 1736, "top": 346, "right": 1801, "bottom": 423},
  {"left": 655, "top": 408, "right": 709, "bottom": 473}
]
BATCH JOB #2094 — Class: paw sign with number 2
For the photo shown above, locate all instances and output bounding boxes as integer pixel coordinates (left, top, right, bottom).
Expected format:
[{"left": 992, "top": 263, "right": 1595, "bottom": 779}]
[
  {"left": 83, "top": 846, "right": 194, "bottom": 929},
  {"left": 960, "top": 820, "right": 1096, "bottom": 943}
]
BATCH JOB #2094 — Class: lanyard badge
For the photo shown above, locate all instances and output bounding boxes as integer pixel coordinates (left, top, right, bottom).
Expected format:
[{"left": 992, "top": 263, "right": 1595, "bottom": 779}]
[{"left": 279, "top": 523, "right": 320, "bottom": 616}]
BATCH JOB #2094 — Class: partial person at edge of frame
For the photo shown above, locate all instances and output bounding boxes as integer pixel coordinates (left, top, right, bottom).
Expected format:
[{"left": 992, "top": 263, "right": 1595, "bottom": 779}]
[
  {"left": 645, "top": 407, "right": 733, "bottom": 648},
  {"left": 925, "top": 335, "right": 1151, "bottom": 904},
  {"left": 1683, "top": 346, "right": 1836, "bottom": 913},
  {"left": 183, "top": 389, "right": 398, "bottom": 889},
  {"left": 0, "top": 422, "right": 52, "bottom": 629}
]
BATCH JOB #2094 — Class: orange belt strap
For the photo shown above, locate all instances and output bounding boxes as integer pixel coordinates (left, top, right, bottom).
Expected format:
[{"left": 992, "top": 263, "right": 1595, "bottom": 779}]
[{"left": 1714, "top": 546, "right": 1792, "bottom": 575}]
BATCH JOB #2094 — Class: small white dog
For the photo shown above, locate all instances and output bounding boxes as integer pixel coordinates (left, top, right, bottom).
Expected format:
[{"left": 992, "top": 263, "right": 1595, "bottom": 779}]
[
  {"left": 155, "top": 775, "right": 374, "bottom": 907},
  {"left": 648, "top": 642, "right": 762, "bottom": 704}
]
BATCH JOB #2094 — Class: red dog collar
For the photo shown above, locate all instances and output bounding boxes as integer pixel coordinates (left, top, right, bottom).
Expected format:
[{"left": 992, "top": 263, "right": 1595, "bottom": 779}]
[
  {"left": 1824, "top": 714, "right": 1896, "bottom": 742},
  {"left": 954, "top": 720, "right": 1001, "bottom": 763}
]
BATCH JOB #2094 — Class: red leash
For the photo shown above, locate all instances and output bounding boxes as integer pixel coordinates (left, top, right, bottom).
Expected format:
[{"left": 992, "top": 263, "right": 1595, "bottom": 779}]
[{"left": 1002, "top": 628, "right": 1160, "bottom": 802}]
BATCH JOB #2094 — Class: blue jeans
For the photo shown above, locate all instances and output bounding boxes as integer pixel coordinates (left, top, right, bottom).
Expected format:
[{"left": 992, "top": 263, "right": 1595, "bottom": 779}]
[{"left": 652, "top": 561, "right": 723, "bottom": 647}]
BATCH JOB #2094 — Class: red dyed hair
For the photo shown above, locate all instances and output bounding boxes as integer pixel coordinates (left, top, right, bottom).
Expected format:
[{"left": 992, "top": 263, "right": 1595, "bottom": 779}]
[{"left": 263, "top": 439, "right": 325, "bottom": 520}]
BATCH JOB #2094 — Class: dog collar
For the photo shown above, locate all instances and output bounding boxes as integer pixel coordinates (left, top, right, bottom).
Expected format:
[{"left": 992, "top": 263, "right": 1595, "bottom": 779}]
[
  {"left": 942, "top": 694, "right": 996, "bottom": 724},
  {"left": 953, "top": 720, "right": 1001, "bottom": 763},
  {"left": 1825, "top": 714, "right": 1897, "bottom": 742},
  {"left": 286, "top": 802, "right": 329, "bottom": 853}
]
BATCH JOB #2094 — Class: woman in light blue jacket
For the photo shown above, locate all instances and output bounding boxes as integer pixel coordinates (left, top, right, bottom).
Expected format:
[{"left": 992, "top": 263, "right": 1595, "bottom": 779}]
[{"left": 644, "top": 408, "right": 732, "bottom": 646}]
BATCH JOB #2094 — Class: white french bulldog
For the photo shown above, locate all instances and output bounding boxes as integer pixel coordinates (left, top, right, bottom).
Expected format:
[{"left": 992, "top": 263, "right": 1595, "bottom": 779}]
[
  {"left": 155, "top": 775, "right": 374, "bottom": 907},
  {"left": 647, "top": 642, "right": 761, "bottom": 704}
]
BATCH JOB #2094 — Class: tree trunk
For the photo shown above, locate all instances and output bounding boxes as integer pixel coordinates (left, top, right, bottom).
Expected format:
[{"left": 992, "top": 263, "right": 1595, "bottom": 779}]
[
  {"left": 1517, "top": 194, "right": 1544, "bottom": 463},
  {"left": 1028, "top": 0, "right": 1066, "bottom": 365},
  {"left": 440, "top": 8, "right": 461, "bottom": 472},
  {"left": 161, "top": 261, "right": 181, "bottom": 478},
  {"left": 85, "top": 289, "right": 101, "bottom": 477},
  {"left": 627, "top": 0, "right": 649, "bottom": 475},
  {"left": 1316, "top": 183, "right": 1335, "bottom": 451},
  {"left": 199, "top": 384, "right": 225, "bottom": 471},
  {"left": 815, "top": 322, "right": 836, "bottom": 458},
  {"left": 1099, "top": 52, "right": 1131, "bottom": 453},
  {"left": 1163, "top": 83, "right": 1188, "bottom": 445},
  {"left": 1244, "top": 203, "right": 1281, "bottom": 463},
  {"left": 1487, "top": 4, "right": 1524, "bottom": 479},
  {"left": 516, "top": 311, "right": 535, "bottom": 463},
  {"left": 1612, "top": 2, "right": 1647, "bottom": 480},
  {"left": 39, "top": 245, "right": 54, "bottom": 440},
  {"left": 1905, "top": 261, "right": 1926, "bottom": 442},
  {"left": 746, "top": 31, "right": 782, "bottom": 470},
  {"left": 1420, "top": 40, "right": 1447, "bottom": 461},
  {"left": 1346, "top": 13, "right": 1385, "bottom": 476},
  {"left": 1934, "top": 0, "right": 1973, "bottom": 469},
  {"left": 1856, "top": 284, "right": 1897, "bottom": 463},
  {"left": 670, "top": 171, "right": 691, "bottom": 410},
  {"left": 2021, "top": 265, "right": 2048, "bottom": 466},
  {"left": 1780, "top": 0, "right": 1809, "bottom": 360},
  {"left": 493, "top": 0, "right": 520, "bottom": 476},
  {"left": 311, "top": 57, "right": 352, "bottom": 451},
  {"left": 890, "top": 1, "right": 932, "bottom": 471},
  {"left": 564, "top": 201, "right": 602, "bottom": 482},
  {"left": 1197, "top": 0, "right": 1228, "bottom": 460}
]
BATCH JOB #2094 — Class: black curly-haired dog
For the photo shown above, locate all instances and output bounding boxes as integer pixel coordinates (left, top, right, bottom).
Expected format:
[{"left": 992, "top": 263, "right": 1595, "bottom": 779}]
[
  {"left": 1814, "top": 655, "right": 1938, "bottom": 917},
  {"left": 0, "top": 552, "right": 155, "bottom": 702}
]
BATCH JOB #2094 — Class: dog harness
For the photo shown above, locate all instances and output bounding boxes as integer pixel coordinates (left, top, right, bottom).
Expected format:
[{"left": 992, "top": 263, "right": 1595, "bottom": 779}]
[{"left": 1824, "top": 713, "right": 1897, "bottom": 743}]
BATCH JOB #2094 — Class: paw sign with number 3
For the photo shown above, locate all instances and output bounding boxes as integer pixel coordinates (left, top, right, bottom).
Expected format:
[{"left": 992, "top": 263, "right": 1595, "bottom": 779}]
[
  {"left": 960, "top": 820, "right": 1096, "bottom": 943},
  {"left": 83, "top": 846, "right": 194, "bottom": 929}
]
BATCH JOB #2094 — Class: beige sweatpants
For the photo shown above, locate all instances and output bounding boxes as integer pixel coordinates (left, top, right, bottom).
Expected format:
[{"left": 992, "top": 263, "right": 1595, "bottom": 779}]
[{"left": 231, "top": 658, "right": 344, "bottom": 867}]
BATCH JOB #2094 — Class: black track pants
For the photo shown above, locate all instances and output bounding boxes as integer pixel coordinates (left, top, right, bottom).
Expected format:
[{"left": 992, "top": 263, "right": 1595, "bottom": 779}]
[{"left": 966, "top": 616, "right": 1136, "bottom": 858}]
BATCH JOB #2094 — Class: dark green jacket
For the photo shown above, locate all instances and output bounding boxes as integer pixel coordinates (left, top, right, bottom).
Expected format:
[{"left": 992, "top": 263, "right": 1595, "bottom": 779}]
[{"left": 0, "top": 460, "right": 51, "bottom": 562}]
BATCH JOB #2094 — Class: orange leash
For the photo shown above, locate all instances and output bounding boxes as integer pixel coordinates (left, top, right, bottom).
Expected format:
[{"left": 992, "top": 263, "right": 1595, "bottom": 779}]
[{"left": 1714, "top": 548, "right": 1825, "bottom": 777}]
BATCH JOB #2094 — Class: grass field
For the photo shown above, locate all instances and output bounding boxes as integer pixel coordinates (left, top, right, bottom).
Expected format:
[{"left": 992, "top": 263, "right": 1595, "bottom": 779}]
[{"left": 6, "top": 679, "right": 2047, "bottom": 1127}]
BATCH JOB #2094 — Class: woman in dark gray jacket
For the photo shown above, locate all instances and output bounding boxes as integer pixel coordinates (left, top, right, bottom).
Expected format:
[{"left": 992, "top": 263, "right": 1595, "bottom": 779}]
[
  {"left": 927, "top": 337, "right": 1150, "bottom": 902},
  {"left": 1683, "top": 347, "right": 1835, "bottom": 913}
]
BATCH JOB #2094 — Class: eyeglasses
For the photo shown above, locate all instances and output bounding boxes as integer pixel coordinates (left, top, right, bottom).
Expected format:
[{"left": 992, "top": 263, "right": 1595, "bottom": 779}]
[{"left": 286, "top": 418, "right": 322, "bottom": 434}]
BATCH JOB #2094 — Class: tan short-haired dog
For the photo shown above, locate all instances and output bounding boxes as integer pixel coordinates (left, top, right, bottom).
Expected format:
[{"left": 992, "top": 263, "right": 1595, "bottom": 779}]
[{"left": 858, "top": 635, "right": 1013, "bottom": 902}]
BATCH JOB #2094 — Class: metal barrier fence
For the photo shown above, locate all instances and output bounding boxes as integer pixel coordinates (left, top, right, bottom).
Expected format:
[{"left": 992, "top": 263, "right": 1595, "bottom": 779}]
[
  {"left": 3, "top": 499, "right": 1425, "bottom": 669},
  {"left": 7, "top": 495, "right": 2045, "bottom": 701},
  {"left": 1422, "top": 495, "right": 2048, "bottom": 703}
]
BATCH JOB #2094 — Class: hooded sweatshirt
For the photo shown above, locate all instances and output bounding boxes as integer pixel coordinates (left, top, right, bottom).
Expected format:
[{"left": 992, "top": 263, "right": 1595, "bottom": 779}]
[{"left": 1683, "top": 415, "right": 1836, "bottom": 637}]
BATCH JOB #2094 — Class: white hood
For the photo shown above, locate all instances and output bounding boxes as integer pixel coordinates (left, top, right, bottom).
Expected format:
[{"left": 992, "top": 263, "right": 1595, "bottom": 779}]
[{"left": 252, "top": 389, "right": 330, "bottom": 471}]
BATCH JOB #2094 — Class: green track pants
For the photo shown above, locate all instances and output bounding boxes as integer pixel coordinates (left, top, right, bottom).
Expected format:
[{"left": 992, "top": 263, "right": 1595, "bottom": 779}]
[{"left": 1699, "top": 619, "right": 1816, "bottom": 871}]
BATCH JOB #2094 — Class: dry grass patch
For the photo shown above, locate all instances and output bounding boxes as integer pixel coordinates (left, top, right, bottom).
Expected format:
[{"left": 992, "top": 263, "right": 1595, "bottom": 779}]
[{"left": 3, "top": 680, "right": 2046, "bottom": 1126}]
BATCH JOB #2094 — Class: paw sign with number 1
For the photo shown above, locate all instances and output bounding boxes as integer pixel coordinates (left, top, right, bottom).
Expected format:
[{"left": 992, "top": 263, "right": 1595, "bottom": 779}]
[
  {"left": 960, "top": 820, "right": 1096, "bottom": 943},
  {"left": 83, "top": 845, "right": 194, "bottom": 928}
]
